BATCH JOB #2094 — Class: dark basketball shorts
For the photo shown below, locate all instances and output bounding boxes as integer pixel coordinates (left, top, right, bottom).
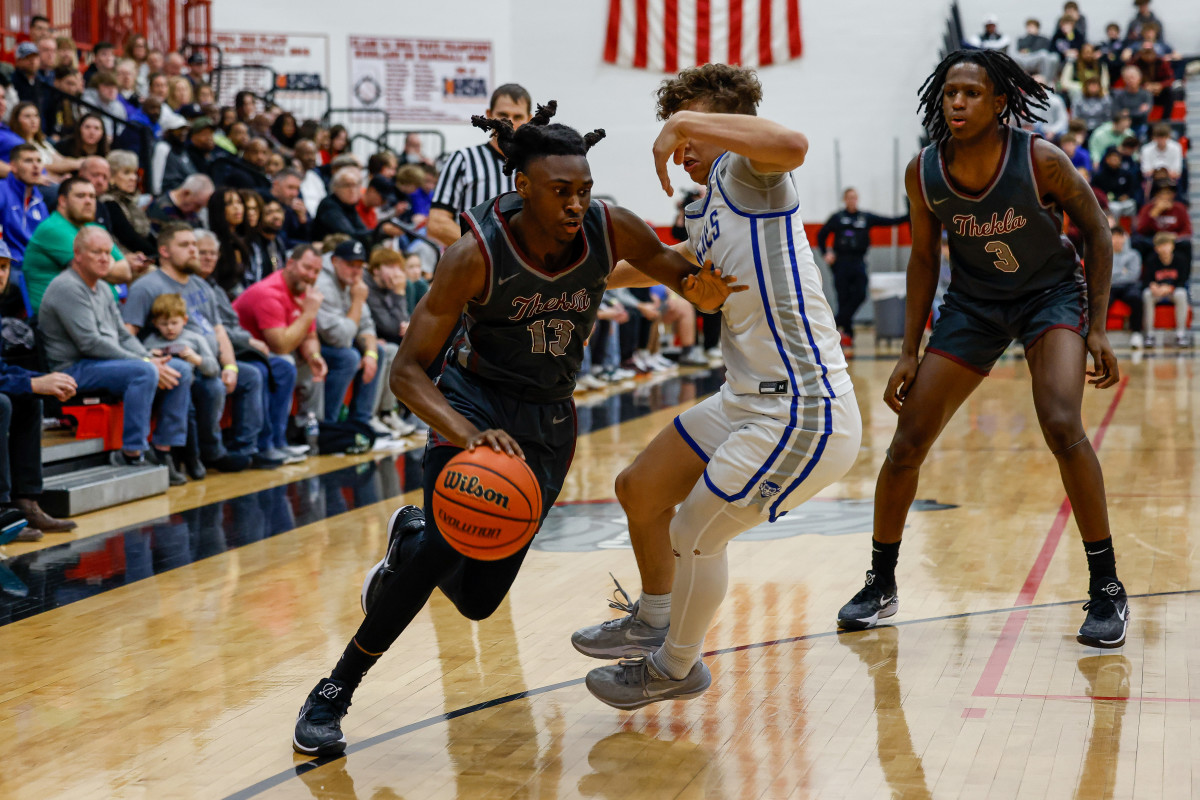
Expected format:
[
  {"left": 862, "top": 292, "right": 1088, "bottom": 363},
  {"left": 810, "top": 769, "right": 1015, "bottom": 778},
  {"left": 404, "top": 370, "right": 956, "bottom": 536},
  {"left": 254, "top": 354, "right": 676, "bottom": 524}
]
[
  {"left": 926, "top": 280, "right": 1089, "bottom": 375},
  {"left": 425, "top": 364, "right": 577, "bottom": 526}
]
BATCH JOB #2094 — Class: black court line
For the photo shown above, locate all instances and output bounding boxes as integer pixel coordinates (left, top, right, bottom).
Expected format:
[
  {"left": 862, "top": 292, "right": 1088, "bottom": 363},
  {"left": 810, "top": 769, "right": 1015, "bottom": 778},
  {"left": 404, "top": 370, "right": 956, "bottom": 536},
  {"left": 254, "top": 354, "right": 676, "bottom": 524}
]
[
  {"left": 0, "top": 370, "right": 730, "bottom": 626},
  {"left": 224, "top": 587, "right": 1200, "bottom": 800}
]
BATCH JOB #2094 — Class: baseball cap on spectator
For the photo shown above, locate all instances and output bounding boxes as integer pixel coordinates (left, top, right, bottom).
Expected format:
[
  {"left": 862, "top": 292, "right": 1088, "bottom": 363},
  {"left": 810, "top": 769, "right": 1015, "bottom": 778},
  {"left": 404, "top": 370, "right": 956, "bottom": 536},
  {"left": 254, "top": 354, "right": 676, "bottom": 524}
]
[
  {"left": 16, "top": 42, "right": 38, "bottom": 59},
  {"left": 983, "top": 13, "right": 999, "bottom": 25},
  {"left": 187, "top": 52, "right": 206, "bottom": 65},
  {"left": 0, "top": 240, "right": 12, "bottom": 261},
  {"left": 165, "top": 116, "right": 190, "bottom": 131},
  {"left": 190, "top": 115, "right": 216, "bottom": 133},
  {"left": 178, "top": 103, "right": 204, "bottom": 120},
  {"left": 332, "top": 240, "right": 368, "bottom": 263}
]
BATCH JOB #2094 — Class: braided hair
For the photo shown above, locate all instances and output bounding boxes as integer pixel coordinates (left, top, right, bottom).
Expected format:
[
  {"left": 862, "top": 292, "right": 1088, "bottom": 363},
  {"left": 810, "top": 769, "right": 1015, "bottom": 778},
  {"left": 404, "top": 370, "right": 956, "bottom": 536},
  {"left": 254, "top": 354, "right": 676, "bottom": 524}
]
[
  {"left": 918, "top": 50, "right": 1048, "bottom": 143},
  {"left": 471, "top": 101, "right": 605, "bottom": 176}
]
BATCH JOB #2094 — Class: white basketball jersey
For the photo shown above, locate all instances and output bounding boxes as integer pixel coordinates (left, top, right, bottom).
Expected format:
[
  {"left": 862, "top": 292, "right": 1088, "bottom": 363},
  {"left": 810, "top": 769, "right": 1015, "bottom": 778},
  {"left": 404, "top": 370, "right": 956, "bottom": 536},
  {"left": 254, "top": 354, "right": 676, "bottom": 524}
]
[{"left": 684, "top": 153, "right": 851, "bottom": 399}]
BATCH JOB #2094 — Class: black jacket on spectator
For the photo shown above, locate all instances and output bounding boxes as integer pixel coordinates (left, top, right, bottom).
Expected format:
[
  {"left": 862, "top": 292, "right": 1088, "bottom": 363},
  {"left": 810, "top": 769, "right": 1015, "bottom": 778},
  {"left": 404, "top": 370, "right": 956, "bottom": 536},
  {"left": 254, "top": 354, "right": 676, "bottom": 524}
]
[
  {"left": 311, "top": 194, "right": 374, "bottom": 247},
  {"left": 187, "top": 145, "right": 222, "bottom": 178},
  {"left": 1092, "top": 154, "right": 1140, "bottom": 202},
  {"left": 1143, "top": 249, "right": 1190, "bottom": 288},
  {"left": 364, "top": 271, "right": 408, "bottom": 346},
  {"left": 12, "top": 71, "right": 44, "bottom": 106},
  {"left": 157, "top": 142, "right": 196, "bottom": 195},
  {"left": 211, "top": 156, "right": 273, "bottom": 195},
  {"left": 1016, "top": 33, "right": 1053, "bottom": 53},
  {"left": 102, "top": 193, "right": 157, "bottom": 255}
]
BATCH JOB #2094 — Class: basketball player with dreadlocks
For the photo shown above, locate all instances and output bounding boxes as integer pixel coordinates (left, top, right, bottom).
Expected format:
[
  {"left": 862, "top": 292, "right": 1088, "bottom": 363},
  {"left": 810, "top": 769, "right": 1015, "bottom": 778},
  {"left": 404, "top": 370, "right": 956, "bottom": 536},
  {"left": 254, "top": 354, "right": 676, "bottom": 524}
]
[
  {"left": 574, "top": 64, "right": 862, "bottom": 710},
  {"left": 835, "top": 50, "right": 1126, "bottom": 647},
  {"left": 292, "top": 101, "right": 745, "bottom": 756}
]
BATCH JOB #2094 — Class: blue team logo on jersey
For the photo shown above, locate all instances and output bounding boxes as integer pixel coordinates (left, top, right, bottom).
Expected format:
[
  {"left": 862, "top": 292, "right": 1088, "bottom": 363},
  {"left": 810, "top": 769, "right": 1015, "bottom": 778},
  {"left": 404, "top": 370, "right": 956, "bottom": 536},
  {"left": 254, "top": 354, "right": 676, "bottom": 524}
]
[
  {"left": 694, "top": 209, "right": 721, "bottom": 265},
  {"left": 758, "top": 480, "right": 781, "bottom": 499}
]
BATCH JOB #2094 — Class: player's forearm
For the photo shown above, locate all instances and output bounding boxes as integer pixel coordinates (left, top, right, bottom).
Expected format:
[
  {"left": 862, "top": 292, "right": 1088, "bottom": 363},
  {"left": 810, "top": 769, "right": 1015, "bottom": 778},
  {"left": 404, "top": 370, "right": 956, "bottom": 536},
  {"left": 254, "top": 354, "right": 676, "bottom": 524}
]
[
  {"left": 391, "top": 358, "right": 477, "bottom": 448},
  {"left": 671, "top": 111, "right": 807, "bottom": 171},
  {"left": 901, "top": 262, "right": 939, "bottom": 356},
  {"left": 426, "top": 210, "right": 460, "bottom": 248}
]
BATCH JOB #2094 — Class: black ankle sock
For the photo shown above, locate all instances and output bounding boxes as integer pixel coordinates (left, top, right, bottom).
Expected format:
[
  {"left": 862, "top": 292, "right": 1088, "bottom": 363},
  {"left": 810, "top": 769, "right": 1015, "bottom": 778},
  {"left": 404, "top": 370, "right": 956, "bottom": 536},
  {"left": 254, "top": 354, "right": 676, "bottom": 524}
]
[
  {"left": 330, "top": 638, "right": 382, "bottom": 693},
  {"left": 1084, "top": 537, "right": 1118, "bottom": 588},
  {"left": 871, "top": 539, "right": 901, "bottom": 590}
]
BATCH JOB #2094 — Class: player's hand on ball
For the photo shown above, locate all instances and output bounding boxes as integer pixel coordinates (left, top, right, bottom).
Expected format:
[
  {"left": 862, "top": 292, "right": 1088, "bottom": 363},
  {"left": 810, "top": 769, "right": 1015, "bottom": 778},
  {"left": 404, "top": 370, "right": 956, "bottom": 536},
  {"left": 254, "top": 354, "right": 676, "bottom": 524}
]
[
  {"left": 465, "top": 428, "right": 525, "bottom": 460},
  {"left": 884, "top": 354, "right": 919, "bottom": 414},
  {"left": 1086, "top": 330, "right": 1120, "bottom": 389},
  {"left": 681, "top": 260, "right": 748, "bottom": 311}
]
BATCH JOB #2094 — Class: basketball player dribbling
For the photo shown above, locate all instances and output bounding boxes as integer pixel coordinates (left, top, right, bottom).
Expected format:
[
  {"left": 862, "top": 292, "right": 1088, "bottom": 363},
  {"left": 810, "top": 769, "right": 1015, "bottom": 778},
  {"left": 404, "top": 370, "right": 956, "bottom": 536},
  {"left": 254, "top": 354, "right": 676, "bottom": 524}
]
[
  {"left": 575, "top": 64, "right": 863, "bottom": 709},
  {"left": 292, "top": 102, "right": 745, "bottom": 756},
  {"left": 835, "top": 50, "right": 1127, "bottom": 647}
]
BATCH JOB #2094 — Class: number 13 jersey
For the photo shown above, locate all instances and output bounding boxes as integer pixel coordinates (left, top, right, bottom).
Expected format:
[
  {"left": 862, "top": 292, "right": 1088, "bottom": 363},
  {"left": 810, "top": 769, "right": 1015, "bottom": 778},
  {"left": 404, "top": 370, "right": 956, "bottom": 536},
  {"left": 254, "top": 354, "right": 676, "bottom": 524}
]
[
  {"left": 918, "top": 127, "right": 1083, "bottom": 301},
  {"left": 456, "top": 191, "right": 615, "bottom": 402}
]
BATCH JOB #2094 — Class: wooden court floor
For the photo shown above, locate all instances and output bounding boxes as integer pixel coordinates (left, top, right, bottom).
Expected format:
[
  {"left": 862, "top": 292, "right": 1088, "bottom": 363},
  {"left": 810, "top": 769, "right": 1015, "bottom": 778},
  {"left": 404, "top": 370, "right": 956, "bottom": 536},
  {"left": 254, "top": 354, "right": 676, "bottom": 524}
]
[{"left": 1, "top": 343, "right": 1198, "bottom": 799}]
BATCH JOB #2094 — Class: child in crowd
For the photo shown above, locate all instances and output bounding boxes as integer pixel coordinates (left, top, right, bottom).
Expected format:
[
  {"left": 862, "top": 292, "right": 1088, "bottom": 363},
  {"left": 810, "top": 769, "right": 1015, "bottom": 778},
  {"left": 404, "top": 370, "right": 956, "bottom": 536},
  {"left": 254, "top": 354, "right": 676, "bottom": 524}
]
[{"left": 142, "top": 293, "right": 220, "bottom": 377}]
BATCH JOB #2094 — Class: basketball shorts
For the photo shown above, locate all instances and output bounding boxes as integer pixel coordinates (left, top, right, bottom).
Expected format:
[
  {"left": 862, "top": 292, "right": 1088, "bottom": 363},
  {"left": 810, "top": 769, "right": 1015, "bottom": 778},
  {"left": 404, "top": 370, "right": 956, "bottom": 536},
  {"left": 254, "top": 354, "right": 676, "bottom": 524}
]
[
  {"left": 673, "top": 384, "right": 862, "bottom": 522},
  {"left": 926, "top": 280, "right": 1089, "bottom": 375},
  {"left": 426, "top": 365, "right": 576, "bottom": 523}
]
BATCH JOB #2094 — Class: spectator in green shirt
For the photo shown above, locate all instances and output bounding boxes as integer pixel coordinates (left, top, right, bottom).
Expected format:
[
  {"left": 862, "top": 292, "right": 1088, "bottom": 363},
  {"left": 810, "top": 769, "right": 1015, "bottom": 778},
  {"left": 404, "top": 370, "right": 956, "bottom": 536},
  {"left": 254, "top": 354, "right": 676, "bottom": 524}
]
[{"left": 22, "top": 176, "right": 141, "bottom": 313}]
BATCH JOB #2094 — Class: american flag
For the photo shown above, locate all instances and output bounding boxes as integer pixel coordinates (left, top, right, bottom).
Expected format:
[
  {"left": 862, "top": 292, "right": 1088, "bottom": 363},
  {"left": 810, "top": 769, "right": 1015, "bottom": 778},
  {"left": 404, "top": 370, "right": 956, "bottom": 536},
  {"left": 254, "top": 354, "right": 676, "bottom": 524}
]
[{"left": 603, "top": 0, "right": 803, "bottom": 72}]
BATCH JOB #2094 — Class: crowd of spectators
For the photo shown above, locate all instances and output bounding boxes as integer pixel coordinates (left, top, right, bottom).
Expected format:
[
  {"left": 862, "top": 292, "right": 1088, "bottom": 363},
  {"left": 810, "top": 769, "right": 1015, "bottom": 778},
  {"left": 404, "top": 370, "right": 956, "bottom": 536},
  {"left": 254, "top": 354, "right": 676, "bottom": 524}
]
[
  {"left": 964, "top": 0, "right": 1193, "bottom": 347},
  {"left": 0, "top": 20, "right": 473, "bottom": 537}
]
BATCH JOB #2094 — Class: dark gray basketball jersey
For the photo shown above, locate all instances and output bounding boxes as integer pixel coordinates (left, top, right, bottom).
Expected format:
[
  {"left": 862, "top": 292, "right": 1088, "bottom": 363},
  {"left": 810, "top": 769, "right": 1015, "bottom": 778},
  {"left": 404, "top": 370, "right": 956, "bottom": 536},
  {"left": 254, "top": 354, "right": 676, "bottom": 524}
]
[
  {"left": 919, "top": 128, "right": 1083, "bottom": 300},
  {"left": 455, "top": 192, "right": 615, "bottom": 402}
]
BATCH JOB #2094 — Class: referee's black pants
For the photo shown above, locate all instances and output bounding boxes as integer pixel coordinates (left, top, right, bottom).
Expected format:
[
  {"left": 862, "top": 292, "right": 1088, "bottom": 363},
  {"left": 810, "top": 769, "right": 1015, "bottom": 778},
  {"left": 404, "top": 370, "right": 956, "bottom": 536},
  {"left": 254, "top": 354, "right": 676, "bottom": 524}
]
[{"left": 833, "top": 256, "right": 869, "bottom": 338}]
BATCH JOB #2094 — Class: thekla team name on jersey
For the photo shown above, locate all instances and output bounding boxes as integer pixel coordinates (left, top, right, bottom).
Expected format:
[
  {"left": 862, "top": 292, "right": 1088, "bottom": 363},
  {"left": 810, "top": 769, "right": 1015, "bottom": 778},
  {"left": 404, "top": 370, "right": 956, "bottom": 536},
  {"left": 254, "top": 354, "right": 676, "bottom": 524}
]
[
  {"left": 951, "top": 209, "right": 1027, "bottom": 238},
  {"left": 508, "top": 290, "right": 592, "bottom": 322},
  {"left": 441, "top": 470, "right": 511, "bottom": 509}
]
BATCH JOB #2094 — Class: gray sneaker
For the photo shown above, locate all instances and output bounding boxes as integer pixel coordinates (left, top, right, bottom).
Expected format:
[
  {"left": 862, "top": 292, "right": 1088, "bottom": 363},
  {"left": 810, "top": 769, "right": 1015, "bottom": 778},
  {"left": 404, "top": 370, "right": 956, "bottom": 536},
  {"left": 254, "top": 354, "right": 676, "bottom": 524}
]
[
  {"left": 571, "top": 575, "right": 669, "bottom": 659},
  {"left": 585, "top": 656, "right": 712, "bottom": 710}
]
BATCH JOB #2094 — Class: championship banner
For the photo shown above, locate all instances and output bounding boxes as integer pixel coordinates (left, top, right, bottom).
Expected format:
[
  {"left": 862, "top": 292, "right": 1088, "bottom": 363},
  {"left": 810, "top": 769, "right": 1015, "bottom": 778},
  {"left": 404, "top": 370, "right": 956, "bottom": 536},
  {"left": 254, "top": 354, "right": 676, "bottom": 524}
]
[{"left": 348, "top": 36, "right": 494, "bottom": 124}]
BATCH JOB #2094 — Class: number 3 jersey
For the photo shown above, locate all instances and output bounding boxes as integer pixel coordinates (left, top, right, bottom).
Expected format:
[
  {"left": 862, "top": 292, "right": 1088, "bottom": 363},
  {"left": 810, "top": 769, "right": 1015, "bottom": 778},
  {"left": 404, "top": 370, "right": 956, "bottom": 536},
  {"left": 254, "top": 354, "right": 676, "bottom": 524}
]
[
  {"left": 455, "top": 191, "right": 615, "bottom": 402},
  {"left": 918, "top": 127, "right": 1083, "bottom": 301},
  {"left": 685, "top": 153, "right": 851, "bottom": 399}
]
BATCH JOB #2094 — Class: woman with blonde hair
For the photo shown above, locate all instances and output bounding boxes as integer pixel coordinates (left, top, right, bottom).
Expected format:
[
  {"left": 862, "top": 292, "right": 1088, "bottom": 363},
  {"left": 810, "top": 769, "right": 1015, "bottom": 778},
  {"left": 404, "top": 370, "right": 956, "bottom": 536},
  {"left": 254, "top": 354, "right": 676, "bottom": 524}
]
[
  {"left": 101, "top": 150, "right": 155, "bottom": 257},
  {"left": 166, "top": 76, "right": 193, "bottom": 112},
  {"left": 8, "top": 102, "right": 81, "bottom": 182}
]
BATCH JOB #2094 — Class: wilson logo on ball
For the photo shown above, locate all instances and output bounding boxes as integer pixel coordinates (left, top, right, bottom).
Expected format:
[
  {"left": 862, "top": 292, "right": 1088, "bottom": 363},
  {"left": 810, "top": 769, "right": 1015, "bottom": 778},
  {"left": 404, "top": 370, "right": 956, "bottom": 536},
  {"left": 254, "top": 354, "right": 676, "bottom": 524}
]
[{"left": 441, "top": 470, "right": 512, "bottom": 509}]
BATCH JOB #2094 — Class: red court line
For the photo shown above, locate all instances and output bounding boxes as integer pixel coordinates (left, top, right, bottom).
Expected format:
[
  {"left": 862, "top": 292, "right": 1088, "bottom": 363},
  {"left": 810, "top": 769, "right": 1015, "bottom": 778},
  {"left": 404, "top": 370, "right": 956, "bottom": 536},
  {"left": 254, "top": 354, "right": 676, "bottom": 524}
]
[
  {"left": 991, "top": 692, "right": 1200, "bottom": 703},
  {"left": 973, "top": 376, "right": 1130, "bottom": 699}
]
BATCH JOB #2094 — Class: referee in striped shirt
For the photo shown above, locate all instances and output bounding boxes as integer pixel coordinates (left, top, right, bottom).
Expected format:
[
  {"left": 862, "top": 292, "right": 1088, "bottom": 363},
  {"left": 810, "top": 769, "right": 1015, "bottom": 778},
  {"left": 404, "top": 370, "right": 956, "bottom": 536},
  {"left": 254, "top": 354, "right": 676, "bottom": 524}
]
[{"left": 426, "top": 83, "right": 532, "bottom": 248}]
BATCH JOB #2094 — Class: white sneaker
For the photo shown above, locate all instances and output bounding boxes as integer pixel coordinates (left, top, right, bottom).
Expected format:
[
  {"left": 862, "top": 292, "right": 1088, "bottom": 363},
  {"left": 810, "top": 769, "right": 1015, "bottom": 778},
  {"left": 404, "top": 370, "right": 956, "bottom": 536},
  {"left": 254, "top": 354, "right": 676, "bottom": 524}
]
[
  {"left": 282, "top": 444, "right": 310, "bottom": 458},
  {"left": 603, "top": 367, "right": 637, "bottom": 383},
  {"left": 1176, "top": 332, "right": 1192, "bottom": 348},
  {"left": 575, "top": 374, "right": 606, "bottom": 391},
  {"left": 381, "top": 410, "right": 417, "bottom": 436},
  {"left": 1129, "top": 332, "right": 1144, "bottom": 349},
  {"left": 369, "top": 418, "right": 396, "bottom": 439},
  {"left": 649, "top": 353, "right": 676, "bottom": 371},
  {"left": 705, "top": 347, "right": 722, "bottom": 360},
  {"left": 631, "top": 351, "right": 654, "bottom": 373},
  {"left": 679, "top": 346, "right": 708, "bottom": 366}
]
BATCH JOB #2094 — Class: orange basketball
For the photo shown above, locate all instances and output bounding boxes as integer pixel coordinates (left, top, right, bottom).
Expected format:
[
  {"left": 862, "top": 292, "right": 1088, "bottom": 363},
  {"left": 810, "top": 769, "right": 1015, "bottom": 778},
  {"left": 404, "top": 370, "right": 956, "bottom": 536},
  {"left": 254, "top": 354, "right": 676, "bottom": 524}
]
[{"left": 432, "top": 448, "right": 543, "bottom": 561}]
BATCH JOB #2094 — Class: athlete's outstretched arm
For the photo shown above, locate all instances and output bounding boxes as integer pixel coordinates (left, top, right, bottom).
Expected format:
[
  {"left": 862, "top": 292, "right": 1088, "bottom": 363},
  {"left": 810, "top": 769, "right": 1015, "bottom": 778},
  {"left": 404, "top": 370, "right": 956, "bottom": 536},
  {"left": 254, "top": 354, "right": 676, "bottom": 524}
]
[
  {"left": 886, "top": 157, "right": 943, "bottom": 413},
  {"left": 608, "top": 242, "right": 697, "bottom": 289},
  {"left": 653, "top": 112, "right": 808, "bottom": 196},
  {"left": 390, "top": 236, "right": 524, "bottom": 458},
  {"left": 1033, "top": 138, "right": 1119, "bottom": 389},
  {"left": 607, "top": 205, "right": 747, "bottom": 311}
]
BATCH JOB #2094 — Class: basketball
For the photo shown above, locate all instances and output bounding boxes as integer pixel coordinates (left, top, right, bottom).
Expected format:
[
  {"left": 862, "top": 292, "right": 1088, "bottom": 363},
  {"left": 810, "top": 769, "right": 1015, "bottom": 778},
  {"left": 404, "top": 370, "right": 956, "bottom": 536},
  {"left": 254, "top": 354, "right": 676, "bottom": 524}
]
[{"left": 431, "top": 448, "right": 543, "bottom": 561}]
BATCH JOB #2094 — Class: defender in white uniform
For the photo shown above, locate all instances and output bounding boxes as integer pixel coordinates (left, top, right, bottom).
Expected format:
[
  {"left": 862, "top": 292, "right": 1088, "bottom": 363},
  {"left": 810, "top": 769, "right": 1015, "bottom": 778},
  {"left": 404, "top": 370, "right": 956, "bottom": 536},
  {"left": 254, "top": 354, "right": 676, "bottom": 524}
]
[{"left": 576, "top": 64, "right": 862, "bottom": 709}]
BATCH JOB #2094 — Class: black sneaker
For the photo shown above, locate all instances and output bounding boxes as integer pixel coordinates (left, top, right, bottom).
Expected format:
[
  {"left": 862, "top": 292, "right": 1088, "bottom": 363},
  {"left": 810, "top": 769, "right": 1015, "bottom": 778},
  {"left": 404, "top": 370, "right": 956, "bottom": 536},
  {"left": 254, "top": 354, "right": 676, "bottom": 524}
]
[
  {"left": 361, "top": 505, "right": 425, "bottom": 615},
  {"left": 1077, "top": 579, "right": 1129, "bottom": 648},
  {"left": 175, "top": 445, "right": 206, "bottom": 480},
  {"left": 206, "top": 453, "right": 250, "bottom": 473},
  {"left": 293, "top": 677, "right": 351, "bottom": 756},
  {"left": 836, "top": 570, "right": 899, "bottom": 630},
  {"left": 148, "top": 449, "right": 187, "bottom": 486}
]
